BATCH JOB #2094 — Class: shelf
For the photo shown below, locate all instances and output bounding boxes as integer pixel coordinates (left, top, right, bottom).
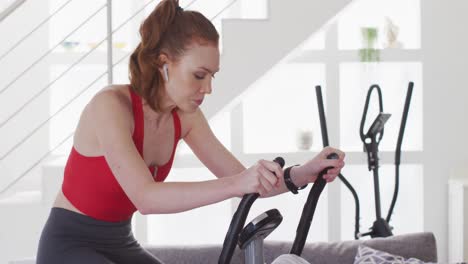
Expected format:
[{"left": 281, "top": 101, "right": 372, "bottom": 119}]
[
  {"left": 173, "top": 151, "right": 423, "bottom": 168},
  {"left": 291, "top": 49, "right": 423, "bottom": 63},
  {"left": 47, "top": 49, "right": 130, "bottom": 65}
]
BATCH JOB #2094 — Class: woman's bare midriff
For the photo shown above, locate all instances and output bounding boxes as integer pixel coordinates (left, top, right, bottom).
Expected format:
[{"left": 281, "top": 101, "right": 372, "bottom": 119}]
[{"left": 53, "top": 189, "right": 85, "bottom": 215}]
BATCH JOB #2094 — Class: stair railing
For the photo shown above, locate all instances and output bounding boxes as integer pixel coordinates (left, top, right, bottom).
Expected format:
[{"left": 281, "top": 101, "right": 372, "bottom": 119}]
[{"left": 0, "top": 0, "right": 239, "bottom": 196}]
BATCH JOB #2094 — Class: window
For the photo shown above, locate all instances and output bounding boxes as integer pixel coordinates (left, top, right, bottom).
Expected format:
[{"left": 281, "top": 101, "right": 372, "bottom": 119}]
[
  {"left": 339, "top": 62, "right": 423, "bottom": 152},
  {"left": 338, "top": 0, "right": 421, "bottom": 50},
  {"left": 243, "top": 63, "right": 326, "bottom": 154},
  {"left": 340, "top": 164, "right": 423, "bottom": 241}
]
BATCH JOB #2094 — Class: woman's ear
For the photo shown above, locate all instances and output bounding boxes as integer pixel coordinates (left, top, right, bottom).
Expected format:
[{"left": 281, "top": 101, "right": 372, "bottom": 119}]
[{"left": 158, "top": 53, "right": 170, "bottom": 82}]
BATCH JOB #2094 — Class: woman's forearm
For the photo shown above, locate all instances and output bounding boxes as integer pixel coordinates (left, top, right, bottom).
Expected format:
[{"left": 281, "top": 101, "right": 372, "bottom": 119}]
[
  {"left": 139, "top": 165, "right": 311, "bottom": 214},
  {"left": 262, "top": 166, "right": 310, "bottom": 198},
  {"left": 140, "top": 175, "right": 240, "bottom": 214}
]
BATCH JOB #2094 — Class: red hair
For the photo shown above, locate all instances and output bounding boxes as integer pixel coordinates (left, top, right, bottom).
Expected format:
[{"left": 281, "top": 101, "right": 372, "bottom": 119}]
[{"left": 129, "top": 0, "right": 219, "bottom": 112}]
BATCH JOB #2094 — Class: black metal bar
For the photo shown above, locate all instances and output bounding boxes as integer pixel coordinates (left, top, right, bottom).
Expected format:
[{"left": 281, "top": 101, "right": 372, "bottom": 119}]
[
  {"left": 219, "top": 157, "right": 284, "bottom": 264},
  {"left": 290, "top": 168, "right": 328, "bottom": 255},
  {"left": 373, "top": 167, "right": 382, "bottom": 220},
  {"left": 337, "top": 173, "right": 360, "bottom": 239},
  {"left": 387, "top": 82, "right": 413, "bottom": 222},
  {"left": 314, "top": 85, "right": 361, "bottom": 239},
  {"left": 359, "top": 84, "right": 384, "bottom": 142},
  {"left": 219, "top": 193, "right": 259, "bottom": 264},
  {"left": 289, "top": 86, "right": 339, "bottom": 255},
  {"left": 316, "top": 85, "right": 329, "bottom": 146}
]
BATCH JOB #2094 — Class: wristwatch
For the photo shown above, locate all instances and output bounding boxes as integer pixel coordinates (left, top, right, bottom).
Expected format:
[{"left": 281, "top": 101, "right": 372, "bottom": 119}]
[{"left": 284, "top": 165, "right": 308, "bottom": 194}]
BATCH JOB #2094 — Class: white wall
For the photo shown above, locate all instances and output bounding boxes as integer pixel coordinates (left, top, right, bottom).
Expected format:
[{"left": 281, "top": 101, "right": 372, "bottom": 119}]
[{"left": 421, "top": 0, "right": 468, "bottom": 262}]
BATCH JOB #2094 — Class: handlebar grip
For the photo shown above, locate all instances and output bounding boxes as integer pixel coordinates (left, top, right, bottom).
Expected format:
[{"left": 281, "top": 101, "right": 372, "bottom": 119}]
[
  {"left": 218, "top": 157, "right": 284, "bottom": 264},
  {"left": 273, "top": 157, "right": 285, "bottom": 168},
  {"left": 318, "top": 153, "right": 339, "bottom": 179}
]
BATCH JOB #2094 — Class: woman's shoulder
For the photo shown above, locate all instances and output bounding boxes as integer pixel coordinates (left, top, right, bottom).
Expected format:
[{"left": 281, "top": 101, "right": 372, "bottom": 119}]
[
  {"left": 73, "top": 85, "right": 134, "bottom": 155},
  {"left": 93, "top": 84, "right": 131, "bottom": 105},
  {"left": 90, "top": 85, "right": 132, "bottom": 113},
  {"left": 87, "top": 84, "right": 134, "bottom": 127}
]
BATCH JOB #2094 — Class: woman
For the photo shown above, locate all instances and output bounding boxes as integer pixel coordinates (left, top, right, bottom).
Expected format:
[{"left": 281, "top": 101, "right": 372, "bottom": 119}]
[{"left": 37, "top": 0, "right": 345, "bottom": 263}]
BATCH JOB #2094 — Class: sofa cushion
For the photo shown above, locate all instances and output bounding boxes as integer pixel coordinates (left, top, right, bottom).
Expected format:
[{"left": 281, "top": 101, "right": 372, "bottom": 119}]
[{"left": 353, "top": 245, "right": 436, "bottom": 264}]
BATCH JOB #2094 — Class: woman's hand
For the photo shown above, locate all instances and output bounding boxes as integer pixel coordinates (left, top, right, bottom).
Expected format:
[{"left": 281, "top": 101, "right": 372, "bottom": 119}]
[
  {"left": 298, "top": 146, "right": 345, "bottom": 183},
  {"left": 235, "top": 159, "right": 284, "bottom": 197}
]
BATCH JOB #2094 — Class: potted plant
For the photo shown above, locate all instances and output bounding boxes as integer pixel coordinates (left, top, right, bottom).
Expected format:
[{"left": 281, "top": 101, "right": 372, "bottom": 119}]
[{"left": 359, "top": 27, "right": 380, "bottom": 62}]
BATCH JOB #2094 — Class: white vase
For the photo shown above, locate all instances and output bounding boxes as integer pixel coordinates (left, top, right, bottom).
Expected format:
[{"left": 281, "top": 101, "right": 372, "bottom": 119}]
[{"left": 296, "top": 129, "right": 313, "bottom": 151}]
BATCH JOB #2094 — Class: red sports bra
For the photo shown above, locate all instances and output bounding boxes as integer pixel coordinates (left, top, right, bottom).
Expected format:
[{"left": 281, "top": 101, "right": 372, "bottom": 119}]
[{"left": 62, "top": 86, "right": 181, "bottom": 222}]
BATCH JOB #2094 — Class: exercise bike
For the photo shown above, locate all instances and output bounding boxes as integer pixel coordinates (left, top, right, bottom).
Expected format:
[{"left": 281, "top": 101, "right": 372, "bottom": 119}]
[{"left": 217, "top": 86, "right": 339, "bottom": 264}]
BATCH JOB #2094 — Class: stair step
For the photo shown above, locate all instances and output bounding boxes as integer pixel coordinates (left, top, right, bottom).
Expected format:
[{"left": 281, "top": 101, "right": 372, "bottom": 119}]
[{"left": 205, "top": 0, "right": 352, "bottom": 119}]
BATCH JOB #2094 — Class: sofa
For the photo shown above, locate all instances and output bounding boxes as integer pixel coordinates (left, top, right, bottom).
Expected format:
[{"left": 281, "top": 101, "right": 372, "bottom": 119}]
[
  {"left": 9, "top": 232, "right": 437, "bottom": 264},
  {"left": 147, "top": 232, "right": 437, "bottom": 264}
]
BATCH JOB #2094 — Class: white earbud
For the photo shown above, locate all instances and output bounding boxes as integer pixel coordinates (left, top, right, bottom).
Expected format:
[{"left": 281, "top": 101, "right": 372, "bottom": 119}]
[{"left": 163, "top": 64, "right": 169, "bottom": 82}]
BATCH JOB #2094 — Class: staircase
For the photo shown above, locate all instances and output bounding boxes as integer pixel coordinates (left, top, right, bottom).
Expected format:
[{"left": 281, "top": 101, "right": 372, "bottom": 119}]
[
  {"left": 205, "top": 0, "right": 350, "bottom": 117},
  {"left": 0, "top": 0, "right": 352, "bottom": 263}
]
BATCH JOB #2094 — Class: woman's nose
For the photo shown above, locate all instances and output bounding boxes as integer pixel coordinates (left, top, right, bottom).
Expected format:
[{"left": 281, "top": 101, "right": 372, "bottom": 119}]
[{"left": 201, "top": 80, "right": 212, "bottom": 94}]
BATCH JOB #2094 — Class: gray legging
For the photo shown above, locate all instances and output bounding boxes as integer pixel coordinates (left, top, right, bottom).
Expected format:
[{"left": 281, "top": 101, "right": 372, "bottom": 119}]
[
  {"left": 36, "top": 207, "right": 163, "bottom": 264},
  {"left": 37, "top": 207, "right": 311, "bottom": 264}
]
